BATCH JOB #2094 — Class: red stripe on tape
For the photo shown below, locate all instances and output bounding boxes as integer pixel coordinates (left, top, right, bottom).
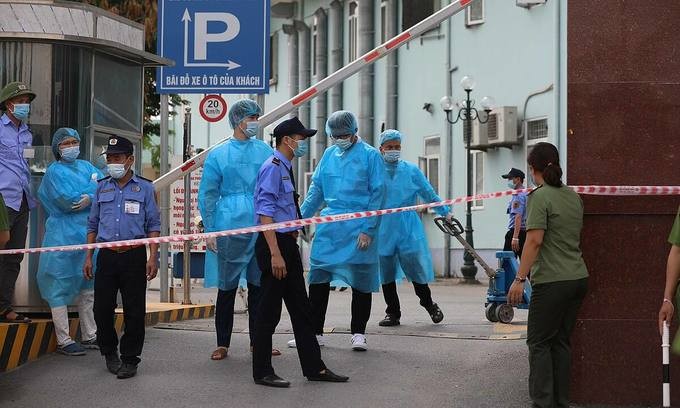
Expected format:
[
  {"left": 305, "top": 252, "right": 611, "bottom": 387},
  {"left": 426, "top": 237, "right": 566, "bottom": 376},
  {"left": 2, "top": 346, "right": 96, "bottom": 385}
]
[
  {"left": 292, "top": 87, "right": 318, "bottom": 106},
  {"left": 385, "top": 32, "right": 412, "bottom": 50},
  {"left": 180, "top": 160, "right": 196, "bottom": 172},
  {"left": 460, "top": 0, "right": 472, "bottom": 6},
  {"left": 364, "top": 50, "right": 380, "bottom": 62}
]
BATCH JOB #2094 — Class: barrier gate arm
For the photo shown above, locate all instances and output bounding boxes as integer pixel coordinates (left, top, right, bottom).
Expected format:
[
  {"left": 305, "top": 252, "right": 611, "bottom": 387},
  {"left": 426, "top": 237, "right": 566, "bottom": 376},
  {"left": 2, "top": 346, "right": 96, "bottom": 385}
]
[{"left": 153, "top": 0, "right": 475, "bottom": 191}]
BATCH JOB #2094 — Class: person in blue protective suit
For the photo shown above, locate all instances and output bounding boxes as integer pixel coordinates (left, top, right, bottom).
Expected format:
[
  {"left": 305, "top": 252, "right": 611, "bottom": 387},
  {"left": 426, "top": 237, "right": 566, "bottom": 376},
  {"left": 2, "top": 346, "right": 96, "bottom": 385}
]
[
  {"left": 198, "top": 99, "right": 280, "bottom": 361},
  {"left": 375, "top": 130, "right": 448, "bottom": 327},
  {"left": 37, "top": 128, "right": 102, "bottom": 356},
  {"left": 289, "top": 110, "right": 385, "bottom": 352}
]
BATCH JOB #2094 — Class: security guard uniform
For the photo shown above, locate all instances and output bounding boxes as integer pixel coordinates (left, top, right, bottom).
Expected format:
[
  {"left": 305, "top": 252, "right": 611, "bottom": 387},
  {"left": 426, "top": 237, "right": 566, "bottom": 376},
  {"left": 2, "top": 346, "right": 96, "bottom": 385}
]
[
  {"left": 502, "top": 168, "right": 528, "bottom": 258},
  {"left": 87, "top": 135, "right": 160, "bottom": 377},
  {"left": 251, "top": 117, "right": 348, "bottom": 387}
]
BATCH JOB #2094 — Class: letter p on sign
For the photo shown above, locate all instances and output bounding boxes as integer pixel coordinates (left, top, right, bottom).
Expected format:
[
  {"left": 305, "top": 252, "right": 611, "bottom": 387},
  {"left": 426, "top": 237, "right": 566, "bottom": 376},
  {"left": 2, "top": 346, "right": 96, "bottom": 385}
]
[{"left": 194, "top": 13, "right": 240, "bottom": 60}]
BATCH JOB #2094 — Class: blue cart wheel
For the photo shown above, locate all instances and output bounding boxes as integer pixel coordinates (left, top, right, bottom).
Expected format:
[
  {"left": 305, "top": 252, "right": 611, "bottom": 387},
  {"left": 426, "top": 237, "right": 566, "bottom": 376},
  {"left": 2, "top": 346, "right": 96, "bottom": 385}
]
[{"left": 485, "top": 303, "right": 499, "bottom": 323}]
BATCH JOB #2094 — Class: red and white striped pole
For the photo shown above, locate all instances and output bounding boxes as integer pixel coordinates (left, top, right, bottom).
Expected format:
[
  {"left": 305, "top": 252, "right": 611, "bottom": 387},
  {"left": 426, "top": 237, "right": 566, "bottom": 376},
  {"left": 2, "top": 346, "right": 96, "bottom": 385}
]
[
  {"left": 153, "top": 0, "right": 475, "bottom": 191},
  {"left": 663, "top": 320, "right": 671, "bottom": 407}
]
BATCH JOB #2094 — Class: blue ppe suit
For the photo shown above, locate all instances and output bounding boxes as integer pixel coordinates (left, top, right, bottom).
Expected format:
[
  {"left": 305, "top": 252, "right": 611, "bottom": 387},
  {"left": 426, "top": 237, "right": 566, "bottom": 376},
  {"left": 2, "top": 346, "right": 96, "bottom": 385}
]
[
  {"left": 378, "top": 160, "right": 450, "bottom": 285},
  {"left": 301, "top": 139, "right": 386, "bottom": 293},
  {"left": 37, "top": 160, "right": 102, "bottom": 307},
  {"left": 198, "top": 138, "right": 273, "bottom": 291}
]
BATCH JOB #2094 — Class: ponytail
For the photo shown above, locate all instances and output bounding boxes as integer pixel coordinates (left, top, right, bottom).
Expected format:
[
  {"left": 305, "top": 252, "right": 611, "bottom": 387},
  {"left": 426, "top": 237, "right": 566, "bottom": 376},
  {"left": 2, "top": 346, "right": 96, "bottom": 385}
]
[{"left": 527, "top": 142, "right": 563, "bottom": 188}]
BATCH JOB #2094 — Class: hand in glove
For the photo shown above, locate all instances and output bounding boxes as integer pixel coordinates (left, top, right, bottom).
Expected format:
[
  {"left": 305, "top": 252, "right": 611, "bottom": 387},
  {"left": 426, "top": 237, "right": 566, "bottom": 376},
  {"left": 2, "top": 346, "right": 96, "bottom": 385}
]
[{"left": 72, "top": 194, "right": 91, "bottom": 211}]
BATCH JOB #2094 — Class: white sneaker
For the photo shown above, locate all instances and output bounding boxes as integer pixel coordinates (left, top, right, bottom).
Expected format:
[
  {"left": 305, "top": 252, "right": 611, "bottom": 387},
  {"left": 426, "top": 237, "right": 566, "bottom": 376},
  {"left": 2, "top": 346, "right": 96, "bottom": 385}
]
[
  {"left": 287, "top": 335, "right": 325, "bottom": 348},
  {"left": 351, "top": 333, "right": 367, "bottom": 351}
]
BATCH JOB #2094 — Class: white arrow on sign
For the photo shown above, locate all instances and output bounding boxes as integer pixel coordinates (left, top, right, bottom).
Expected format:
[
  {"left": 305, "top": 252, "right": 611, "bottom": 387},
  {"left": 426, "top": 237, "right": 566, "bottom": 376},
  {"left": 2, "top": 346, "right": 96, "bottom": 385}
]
[{"left": 182, "top": 9, "right": 242, "bottom": 70}]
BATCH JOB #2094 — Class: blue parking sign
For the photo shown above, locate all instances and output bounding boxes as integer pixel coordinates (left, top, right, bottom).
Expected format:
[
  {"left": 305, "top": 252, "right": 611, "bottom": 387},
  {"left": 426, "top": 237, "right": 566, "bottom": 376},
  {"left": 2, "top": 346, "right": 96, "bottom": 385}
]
[{"left": 157, "top": 0, "right": 270, "bottom": 94}]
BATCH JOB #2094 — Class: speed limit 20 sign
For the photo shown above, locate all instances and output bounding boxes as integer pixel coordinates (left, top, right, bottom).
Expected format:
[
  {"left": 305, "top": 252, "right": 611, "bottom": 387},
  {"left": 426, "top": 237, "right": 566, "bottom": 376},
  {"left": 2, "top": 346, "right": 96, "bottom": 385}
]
[{"left": 199, "top": 94, "right": 228, "bottom": 123}]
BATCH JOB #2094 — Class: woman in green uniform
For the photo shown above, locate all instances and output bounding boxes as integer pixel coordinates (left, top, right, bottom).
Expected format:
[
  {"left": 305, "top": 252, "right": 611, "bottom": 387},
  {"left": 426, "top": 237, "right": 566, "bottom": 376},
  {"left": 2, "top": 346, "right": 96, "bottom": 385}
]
[
  {"left": 508, "top": 142, "right": 589, "bottom": 408},
  {"left": 658, "top": 206, "right": 680, "bottom": 351}
]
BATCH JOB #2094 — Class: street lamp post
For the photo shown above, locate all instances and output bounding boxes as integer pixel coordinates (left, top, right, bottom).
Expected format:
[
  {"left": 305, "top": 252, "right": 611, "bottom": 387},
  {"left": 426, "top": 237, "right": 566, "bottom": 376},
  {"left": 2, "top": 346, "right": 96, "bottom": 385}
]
[{"left": 440, "top": 76, "right": 494, "bottom": 284}]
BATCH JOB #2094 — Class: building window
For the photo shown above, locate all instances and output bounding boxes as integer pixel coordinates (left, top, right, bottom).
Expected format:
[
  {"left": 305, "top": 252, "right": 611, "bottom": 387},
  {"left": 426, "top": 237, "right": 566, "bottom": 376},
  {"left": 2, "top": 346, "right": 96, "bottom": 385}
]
[
  {"left": 465, "top": 0, "right": 484, "bottom": 27},
  {"left": 472, "top": 151, "right": 484, "bottom": 209},
  {"left": 269, "top": 32, "right": 279, "bottom": 85},
  {"left": 348, "top": 1, "right": 358, "bottom": 61},
  {"left": 312, "top": 17, "right": 318, "bottom": 76},
  {"left": 380, "top": 1, "right": 387, "bottom": 44},
  {"left": 419, "top": 136, "right": 441, "bottom": 194},
  {"left": 526, "top": 117, "right": 548, "bottom": 140},
  {"left": 402, "top": 0, "right": 440, "bottom": 31}
]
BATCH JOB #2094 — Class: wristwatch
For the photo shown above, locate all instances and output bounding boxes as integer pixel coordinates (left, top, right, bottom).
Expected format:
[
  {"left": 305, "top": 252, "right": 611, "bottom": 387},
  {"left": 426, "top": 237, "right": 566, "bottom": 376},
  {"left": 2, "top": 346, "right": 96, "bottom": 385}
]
[{"left": 514, "top": 276, "right": 527, "bottom": 283}]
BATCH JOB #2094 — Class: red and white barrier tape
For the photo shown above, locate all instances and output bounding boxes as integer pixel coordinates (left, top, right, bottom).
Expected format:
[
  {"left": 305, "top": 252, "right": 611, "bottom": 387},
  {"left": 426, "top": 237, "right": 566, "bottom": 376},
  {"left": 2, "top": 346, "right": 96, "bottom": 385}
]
[{"left": 0, "top": 185, "right": 678, "bottom": 256}]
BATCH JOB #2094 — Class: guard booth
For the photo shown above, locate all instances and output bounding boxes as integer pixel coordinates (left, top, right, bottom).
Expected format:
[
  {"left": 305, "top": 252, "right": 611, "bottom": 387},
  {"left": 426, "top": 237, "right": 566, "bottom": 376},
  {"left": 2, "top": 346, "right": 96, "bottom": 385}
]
[{"left": 0, "top": 0, "right": 172, "bottom": 312}]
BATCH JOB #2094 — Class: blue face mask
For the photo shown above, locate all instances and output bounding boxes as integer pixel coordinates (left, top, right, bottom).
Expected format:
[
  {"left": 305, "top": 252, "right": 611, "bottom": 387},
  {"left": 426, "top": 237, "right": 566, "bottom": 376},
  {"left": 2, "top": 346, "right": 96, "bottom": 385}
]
[
  {"left": 60, "top": 146, "right": 80, "bottom": 162},
  {"left": 107, "top": 163, "right": 127, "bottom": 179},
  {"left": 292, "top": 139, "right": 309, "bottom": 157},
  {"left": 382, "top": 150, "right": 400, "bottom": 163},
  {"left": 243, "top": 121, "right": 259, "bottom": 138},
  {"left": 11, "top": 103, "right": 30, "bottom": 121},
  {"left": 507, "top": 181, "right": 516, "bottom": 189},
  {"left": 333, "top": 137, "right": 353, "bottom": 151}
]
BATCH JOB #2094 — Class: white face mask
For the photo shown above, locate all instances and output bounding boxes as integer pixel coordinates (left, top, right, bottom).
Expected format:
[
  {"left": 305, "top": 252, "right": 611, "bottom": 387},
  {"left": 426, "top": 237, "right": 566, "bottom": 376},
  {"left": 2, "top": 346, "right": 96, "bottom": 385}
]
[{"left": 107, "top": 163, "right": 127, "bottom": 179}]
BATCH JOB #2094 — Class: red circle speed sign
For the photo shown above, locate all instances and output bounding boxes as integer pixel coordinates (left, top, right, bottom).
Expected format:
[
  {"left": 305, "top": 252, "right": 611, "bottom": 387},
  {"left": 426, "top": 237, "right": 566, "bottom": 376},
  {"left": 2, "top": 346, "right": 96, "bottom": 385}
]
[{"left": 199, "top": 94, "right": 228, "bottom": 123}]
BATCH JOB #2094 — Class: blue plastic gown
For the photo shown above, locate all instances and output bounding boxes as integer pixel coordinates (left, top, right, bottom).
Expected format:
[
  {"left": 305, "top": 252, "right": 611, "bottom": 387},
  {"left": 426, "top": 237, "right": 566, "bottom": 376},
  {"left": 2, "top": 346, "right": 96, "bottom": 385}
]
[
  {"left": 301, "top": 139, "right": 386, "bottom": 293},
  {"left": 37, "top": 160, "right": 103, "bottom": 307},
  {"left": 378, "top": 160, "right": 450, "bottom": 285},
  {"left": 198, "top": 138, "right": 273, "bottom": 291}
]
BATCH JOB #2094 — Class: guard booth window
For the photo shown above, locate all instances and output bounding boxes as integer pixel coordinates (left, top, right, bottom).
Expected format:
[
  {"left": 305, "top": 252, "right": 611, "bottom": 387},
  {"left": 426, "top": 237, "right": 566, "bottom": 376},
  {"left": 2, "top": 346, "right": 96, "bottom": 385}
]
[{"left": 93, "top": 53, "right": 143, "bottom": 133}]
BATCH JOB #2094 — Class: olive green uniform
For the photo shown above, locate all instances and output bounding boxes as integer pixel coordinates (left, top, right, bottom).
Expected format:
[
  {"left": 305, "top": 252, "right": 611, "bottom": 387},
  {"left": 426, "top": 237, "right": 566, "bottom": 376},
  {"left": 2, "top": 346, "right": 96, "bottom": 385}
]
[{"left": 525, "top": 185, "right": 589, "bottom": 408}]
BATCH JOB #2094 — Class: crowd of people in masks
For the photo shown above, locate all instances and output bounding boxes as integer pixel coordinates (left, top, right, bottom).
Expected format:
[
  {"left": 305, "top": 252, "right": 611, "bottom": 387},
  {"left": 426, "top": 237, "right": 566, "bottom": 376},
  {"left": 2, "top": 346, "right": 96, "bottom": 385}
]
[{"left": 2, "top": 81, "right": 678, "bottom": 407}]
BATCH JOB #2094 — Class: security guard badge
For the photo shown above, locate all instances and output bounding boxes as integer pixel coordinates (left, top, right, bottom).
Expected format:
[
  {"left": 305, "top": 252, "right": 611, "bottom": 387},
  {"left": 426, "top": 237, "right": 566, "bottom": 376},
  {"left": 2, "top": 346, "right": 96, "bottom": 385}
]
[
  {"left": 124, "top": 200, "right": 140, "bottom": 214},
  {"left": 132, "top": 185, "right": 141, "bottom": 192},
  {"left": 109, "top": 138, "right": 118, "bottom": 145},
  {"left": 512, "top": 201, "right": 520, "bottom": 209}
]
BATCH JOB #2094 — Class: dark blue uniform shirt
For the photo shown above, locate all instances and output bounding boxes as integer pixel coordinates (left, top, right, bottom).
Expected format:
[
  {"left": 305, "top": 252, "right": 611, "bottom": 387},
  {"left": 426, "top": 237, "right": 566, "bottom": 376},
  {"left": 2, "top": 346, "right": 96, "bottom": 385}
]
[
  {"left": 88, "top": 174, "right": 161, "bottom": 242},
  {"left": 254, "top": 150, "right": 300, "bottom": 233}
]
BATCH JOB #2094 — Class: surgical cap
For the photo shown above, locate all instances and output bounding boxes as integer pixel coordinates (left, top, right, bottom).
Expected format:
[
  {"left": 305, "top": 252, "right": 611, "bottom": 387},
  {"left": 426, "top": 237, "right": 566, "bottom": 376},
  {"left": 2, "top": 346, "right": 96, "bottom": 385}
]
[
  {"left": 228, "top": 99, "right": 262, "bottom": 129},
  {"left": 325, "top": 110, "right": 358, "bottom": 138},
  {"left": 379, "top": 129, "right": 402, "bottom": 145},
  {"left": 51, "top": 127, "right": 80, "bottom": 159}
]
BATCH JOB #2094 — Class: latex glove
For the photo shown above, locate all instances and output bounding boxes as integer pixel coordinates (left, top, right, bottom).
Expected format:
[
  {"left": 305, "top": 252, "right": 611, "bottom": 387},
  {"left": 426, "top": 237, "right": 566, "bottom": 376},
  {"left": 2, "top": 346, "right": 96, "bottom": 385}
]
[
  {"left": 659, "top": 300, "right": 675, "bottom": 336},
  {"left": 206, "top": 237, "right": 217, "bottom": 252},
  {"left": 72, "top": 194, "right": 91, "bottom": 211},
  {"left": 356, "top": 233, "right": 372, "bottom": 250}
]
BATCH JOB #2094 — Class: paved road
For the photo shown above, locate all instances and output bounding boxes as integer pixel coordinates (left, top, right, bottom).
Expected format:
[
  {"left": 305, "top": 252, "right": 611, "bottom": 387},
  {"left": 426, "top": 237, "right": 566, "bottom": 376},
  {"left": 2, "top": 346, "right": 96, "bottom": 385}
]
[{"left": 1, "top": 282, "right": 537, "bottom": 408}]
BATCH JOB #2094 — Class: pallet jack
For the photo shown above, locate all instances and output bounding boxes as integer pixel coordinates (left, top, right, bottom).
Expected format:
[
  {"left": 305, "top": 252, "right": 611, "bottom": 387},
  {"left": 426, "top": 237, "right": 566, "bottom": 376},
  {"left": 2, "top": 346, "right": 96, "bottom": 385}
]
[{"left": 434, "top": 217, "right": 531, "bottom": 323}]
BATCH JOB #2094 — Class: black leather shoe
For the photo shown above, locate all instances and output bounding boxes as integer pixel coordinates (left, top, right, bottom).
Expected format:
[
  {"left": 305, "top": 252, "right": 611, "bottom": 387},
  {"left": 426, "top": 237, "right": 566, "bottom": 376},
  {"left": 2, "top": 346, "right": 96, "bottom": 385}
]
[
  {"left": 307, "top": 368, "right": 349, "bottom": 383},
  {"left": 105, "top": 352, "right": 122, "bottom": 374},
  {"left": 378, "top": 314, "right": 400, "bottom": 327},
  {"left": 426, "top": 303, "right": 444, "bottom": 324},
  {"left": 254, "top": 374, "right": 290, "bottom": 388},
  {"left": 116, "top": 363, "right": 138, "bottom": 379}
]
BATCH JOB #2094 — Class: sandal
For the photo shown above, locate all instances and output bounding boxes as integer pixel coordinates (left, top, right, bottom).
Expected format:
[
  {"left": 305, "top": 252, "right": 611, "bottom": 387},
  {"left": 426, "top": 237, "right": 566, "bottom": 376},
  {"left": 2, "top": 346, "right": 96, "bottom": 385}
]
[
  {"left": 211, "top": 347, "right": 228, "bottom": 360},
  {"left": 0, "top": 309, "right": 31, "bottom": 323}
]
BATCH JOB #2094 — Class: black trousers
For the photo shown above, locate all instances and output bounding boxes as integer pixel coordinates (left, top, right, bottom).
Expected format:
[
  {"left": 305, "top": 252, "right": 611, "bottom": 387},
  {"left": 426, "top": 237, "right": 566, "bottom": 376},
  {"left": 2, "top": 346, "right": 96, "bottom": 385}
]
[
  {"left": 309, "top": 282, "right": 372, "bottom": 335},
  {"left": 382, "top": 281, "right": 434, "bottom": 318},
  {"left": 94, "top": 247, "right": 147, "bottom": 365},
  {"left": 215, "top": 283, "right": 260, "bottom": 348},
  {"left": 253, "top": 233, "right": 325, "bottom": 379},
  {"left": 527, "top": 278, "right": 588, "bottom": 408},
  {"left": 0, "top": 195, "right": 29, "bottom": 313},
  {"left": 503, "top": 228, "right": 527, "bottom": 259}
]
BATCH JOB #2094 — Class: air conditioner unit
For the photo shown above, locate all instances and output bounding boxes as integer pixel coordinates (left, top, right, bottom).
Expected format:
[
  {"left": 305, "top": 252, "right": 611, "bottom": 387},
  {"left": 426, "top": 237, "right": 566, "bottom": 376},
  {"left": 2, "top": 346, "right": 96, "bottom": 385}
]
[
  {"left": 516, "top": 0, "right": 547, "bottom": 9},
  {"left": 470, "top": 119, "right": 488, "bottom": 148},
  {"left": 487, "top": 106, "right": 518, "bottom": 146}
]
